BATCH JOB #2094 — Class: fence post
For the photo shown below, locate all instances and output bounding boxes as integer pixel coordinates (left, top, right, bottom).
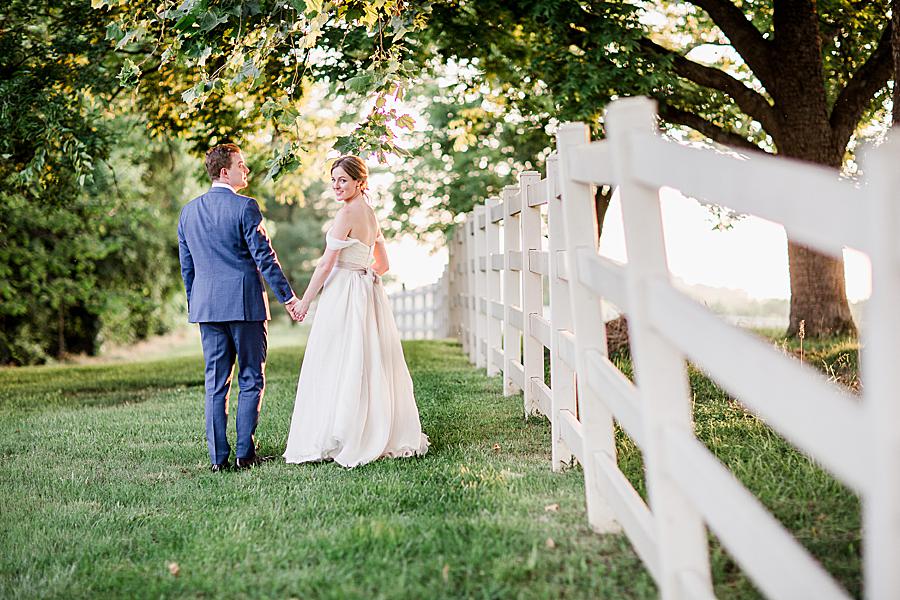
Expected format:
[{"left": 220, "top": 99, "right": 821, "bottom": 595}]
[
  {"left": 485, "top": 197, "right": 504, "bottom": 376},
  {"left": 606, "top": 97, "right": 712, "bottom": 598},
  {"left": 453, "top": 228, "right": 464, "bottom": 341},
  {"left": 474, "top": 203, "right": 488, "bottom": 369},
  {"left": 545, "top": 153, "right": 576, "bottom": 470},
  {"left": 458, "top": 227, "right": 467, "bottom": 342},
  {"left": 860, "top": 132, "right": 900, "bottom": 599},
  {"left": 520, "top": 171, "right": 544, "bottom": 415},
  {"left": 502, "top": 184, "right": 523, "bottom": 396},
  {"left": 556, "top": 122, "right": 619, "bottom": 532},
  {"left": 466, "top": 214, "right": 477, "bottom": 364},
  {"left": 441, "top": 273, "right": 451, "bottom": 338}
]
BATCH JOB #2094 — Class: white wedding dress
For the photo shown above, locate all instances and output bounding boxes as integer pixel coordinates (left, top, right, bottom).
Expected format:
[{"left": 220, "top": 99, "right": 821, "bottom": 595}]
[{"left": 283, "top": 229, "right": 429, "bottom": 468}]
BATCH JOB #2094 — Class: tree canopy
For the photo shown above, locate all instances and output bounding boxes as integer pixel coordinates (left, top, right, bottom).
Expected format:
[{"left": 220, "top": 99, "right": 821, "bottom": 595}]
[{"left": 394, "top": 0, "right": 892, "bottom": 336}]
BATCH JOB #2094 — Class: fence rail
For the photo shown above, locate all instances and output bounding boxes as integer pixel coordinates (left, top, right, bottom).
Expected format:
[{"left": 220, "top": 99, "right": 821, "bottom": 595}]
[
  {"left": 442, "top": 96, "right": 900, "bottom": 600},
  {"left": 387, "top": 274, "right": 449, "bottom": 340}
]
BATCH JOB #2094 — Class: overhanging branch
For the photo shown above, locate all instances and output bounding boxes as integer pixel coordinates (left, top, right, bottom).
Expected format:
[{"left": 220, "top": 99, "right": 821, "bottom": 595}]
[
  {"left": 689, "top": 0, "right": 774, "bottom": 90},
  {"left": 658, "top": 103, "right": 767, "bottom": 154},
  {"left": 640, "top": 38, "right": 779, "bottom": 136},
  {"left": 830, "top": 20, "right": 893, "bottom": 146}
]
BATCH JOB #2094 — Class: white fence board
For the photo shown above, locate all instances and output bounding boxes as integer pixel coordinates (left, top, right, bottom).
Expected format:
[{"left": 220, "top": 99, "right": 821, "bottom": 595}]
[
  {"left": 529, "top": 249, "right": 549, "bottom": 276},
  {"left": 507, "top": 250, "right": 523, "bottom": 272},
  {"left": 646, "top": 279, "right": 867, "bottom": 493},
  {"left": 532, "top": 378, "right": 552, "bottom": 417},
  {"left": 490, "top": 300, "right": 504, "bottom": 320},
  {"left": 629, "top": 133, "right": 868, "bottom": 257},
  {"left": 507, "top": 306, "right": 524, "bottom": 331},
  {"left": 583, "top": 350, "right": 644, "bottom": 446},
  {"left": 566, "top": 142, "right": 614, "bottom": 185},
  {"left": 575, "top": 249, "right": 629, "bottom": 311},
  {"left": 557, "top": 330, "right": 577, "bottom": 371},
  {"left": 592, "top": 451, "right": 660, "bottom": 580},
  {"left": 529, "top": 314, "right": 552, "bottom": 349},
  {"left": 555, "top": 250, "right": 569, "bottom": 281},
  {"left": 490, "top": 202, "right": 505, "bottom": 223},
  {"left": 491, "top": 348, "right": 504, "bottom": 372},
  {"left": 527, "top": 179, "right": 551, "bottom": 206},
  {"left": 505, "top": 187, "right": 522, "bottom": 216},
  {"left": 664, "top": 428, "right": 851, "bottom": 600},
  {"left": 507, "top": 360, "right": 525, "bottom": 390},
  {"left": 559, "top": 409, "right": 585, "bottom": 464}
]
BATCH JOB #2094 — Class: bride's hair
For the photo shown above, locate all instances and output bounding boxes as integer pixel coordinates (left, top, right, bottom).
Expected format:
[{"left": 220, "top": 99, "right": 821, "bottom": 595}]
[{"left": 331, "top": 156, "right": 369, "bottom": 197}]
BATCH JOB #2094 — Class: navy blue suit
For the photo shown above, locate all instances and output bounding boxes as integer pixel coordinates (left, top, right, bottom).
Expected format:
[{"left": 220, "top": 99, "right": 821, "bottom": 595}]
[{"left": 178, "top": 185, "right": 294, "bottom": 464}]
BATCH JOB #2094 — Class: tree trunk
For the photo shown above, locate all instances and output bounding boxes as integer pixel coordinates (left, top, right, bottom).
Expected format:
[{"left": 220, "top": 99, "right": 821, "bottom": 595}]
[
  {"left": 593, "top": 185, "right": 613, "bottom": 241},
  {"left": 769, "top": 2, "right": 858, "bottom": 338},
  {"left": 786, "top": 242, "right": 856, "bottom": 337},
  {"left": 893, "top": 0, "right": 900, "bottom": 124}
]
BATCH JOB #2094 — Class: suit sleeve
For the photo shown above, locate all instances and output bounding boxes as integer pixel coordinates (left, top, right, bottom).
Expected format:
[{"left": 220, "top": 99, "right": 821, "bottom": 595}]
[
  {"left": 177, "top": 211, "right": 195, "bottom": 311},
  {"left": 240, "top": 198, "right": 295, "bottom": 303}
]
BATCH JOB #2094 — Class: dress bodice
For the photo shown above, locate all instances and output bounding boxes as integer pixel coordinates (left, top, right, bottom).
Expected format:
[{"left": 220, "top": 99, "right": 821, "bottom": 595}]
[{"left": 326, "top": 230, "right": 374, "bottom": 269}]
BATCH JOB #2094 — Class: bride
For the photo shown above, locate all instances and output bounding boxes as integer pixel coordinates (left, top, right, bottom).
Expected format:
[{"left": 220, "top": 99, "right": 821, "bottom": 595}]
[{"left": 283, "top": 156, "right": 429, "bottom": 468}]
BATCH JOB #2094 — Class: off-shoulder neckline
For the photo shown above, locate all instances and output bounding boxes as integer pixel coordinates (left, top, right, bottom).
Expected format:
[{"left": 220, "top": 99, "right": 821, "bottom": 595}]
[{"left": 327, "top": 228, "right": 375, "bottom": 248}]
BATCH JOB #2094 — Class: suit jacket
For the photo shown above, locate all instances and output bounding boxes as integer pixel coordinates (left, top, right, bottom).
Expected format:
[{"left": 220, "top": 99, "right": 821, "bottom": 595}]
[{"left": 178, "top": 186, "right": 293, "bottom": 323}]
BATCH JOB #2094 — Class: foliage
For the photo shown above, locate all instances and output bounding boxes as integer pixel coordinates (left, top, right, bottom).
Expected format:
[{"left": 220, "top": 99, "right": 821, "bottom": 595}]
[
  {"left": 101, "top": 0, "right": 431, "bottom": 175},
  {"left": 0, "top": 0, "right": 191, "bottom": 364},
  {"left": 0, "top": 181, "right": 176, "bottom": 364},
  {"left": 387, "top": 78, "right": 553, "bottom": 239},
  {"left": 388, "top": 0, "right": 891, "bottom": 239}
]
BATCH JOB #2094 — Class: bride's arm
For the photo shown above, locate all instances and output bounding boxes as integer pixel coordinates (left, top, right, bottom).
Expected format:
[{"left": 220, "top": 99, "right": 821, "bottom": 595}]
[
  {"left": 372, "top": 228, "right": 389, "bottom": 276},
  {"left": 296, "top": 213, "right": 352, "bottom": 320}
]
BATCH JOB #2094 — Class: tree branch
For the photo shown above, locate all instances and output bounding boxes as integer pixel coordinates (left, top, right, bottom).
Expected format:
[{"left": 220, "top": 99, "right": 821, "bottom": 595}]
[
  {"left": 689, "top": 0, "right": 774, "bottom": 89},
  {"left": 640, "top": 37, "right": 779, "bottom": 136},
  {"left": 658, "top": 103, "right": 767, "bottom": 154},
  {"left": 830, "top": 20, "right": 893, "bottom": 146}
]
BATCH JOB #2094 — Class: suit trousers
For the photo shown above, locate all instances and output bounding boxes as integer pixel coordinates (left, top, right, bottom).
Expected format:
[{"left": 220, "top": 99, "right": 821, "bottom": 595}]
[{"left": 199, "top": 321, "right": 268, "bottom": 464}]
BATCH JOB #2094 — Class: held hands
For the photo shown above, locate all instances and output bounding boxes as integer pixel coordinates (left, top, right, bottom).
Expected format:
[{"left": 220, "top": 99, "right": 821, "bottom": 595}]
[{"left": 285, "top": 296, "right": 304, "bottom": 322}]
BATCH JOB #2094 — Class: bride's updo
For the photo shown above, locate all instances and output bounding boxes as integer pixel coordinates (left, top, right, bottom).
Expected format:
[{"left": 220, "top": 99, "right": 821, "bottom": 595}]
[{"left": 331, "top": 156, "right": 369, "bottom": 196}]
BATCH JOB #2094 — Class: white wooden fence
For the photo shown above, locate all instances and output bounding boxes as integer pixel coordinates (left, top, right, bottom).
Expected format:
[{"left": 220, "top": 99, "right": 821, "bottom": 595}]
[
  {"left": 387, "top": 274, "right": 450, "bottom": 339},
  {"left": 444, "top": 96, "right": 900, "bottom": 599}
]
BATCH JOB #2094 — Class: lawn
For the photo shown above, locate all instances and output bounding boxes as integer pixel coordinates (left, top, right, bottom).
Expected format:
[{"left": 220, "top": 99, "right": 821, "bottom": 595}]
[{"left": 0, "top": 335, "right": 860, "bottom": 599}]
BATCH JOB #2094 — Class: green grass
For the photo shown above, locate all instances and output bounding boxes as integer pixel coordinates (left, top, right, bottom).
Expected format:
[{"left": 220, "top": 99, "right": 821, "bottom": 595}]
[
  {"left": 0, "top": 340, "right": 653, "bottom": 599},
  {"left": 0, "top": 336, "right": 861, "bottom": 598}
]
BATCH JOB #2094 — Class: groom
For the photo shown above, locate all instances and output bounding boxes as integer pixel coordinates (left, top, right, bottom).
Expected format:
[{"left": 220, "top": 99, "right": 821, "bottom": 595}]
[{"left": 178, "top": 143, "right": 301, "bottom": 472}]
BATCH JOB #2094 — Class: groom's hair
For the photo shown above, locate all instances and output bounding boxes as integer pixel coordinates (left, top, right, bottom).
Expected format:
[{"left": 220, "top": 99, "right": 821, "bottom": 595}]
[{"left": 205, "top": 144, "right": 241, "bottom": 180}]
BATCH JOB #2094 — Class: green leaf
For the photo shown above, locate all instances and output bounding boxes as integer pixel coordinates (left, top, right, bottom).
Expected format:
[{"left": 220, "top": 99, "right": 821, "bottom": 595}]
[
  {"left": 116, "top": 59, "right": 142, "bottom": 89},
  {"left": 198, "top": 10, "right": 228, "bottom": 33},
  {"left": 105, "top": 22, "right": 124, "bottom": 42},
  {"left": 346, "top": 74, "right": 373, "bottom": 94}
]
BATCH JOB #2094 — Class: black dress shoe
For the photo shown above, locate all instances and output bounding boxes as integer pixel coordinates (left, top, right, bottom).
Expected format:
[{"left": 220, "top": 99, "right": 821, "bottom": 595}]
[
  {"left": 235, "top": 453, "right": 273, "bottom": 470},
  {"left": 210, "top": 462, "right": 231, "bottom": 472}
]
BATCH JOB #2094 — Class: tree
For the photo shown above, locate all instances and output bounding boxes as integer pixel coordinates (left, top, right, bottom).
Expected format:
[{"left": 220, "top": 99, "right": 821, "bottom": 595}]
[
  {"left": 387, "top": 79, "right": 553, "bottom": 241},
  {"left": 0, "top": 0, "right": 188, "bottom": 363},
  {"left": 415, "top": 0, "right": 892, "bottom": 337}
]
